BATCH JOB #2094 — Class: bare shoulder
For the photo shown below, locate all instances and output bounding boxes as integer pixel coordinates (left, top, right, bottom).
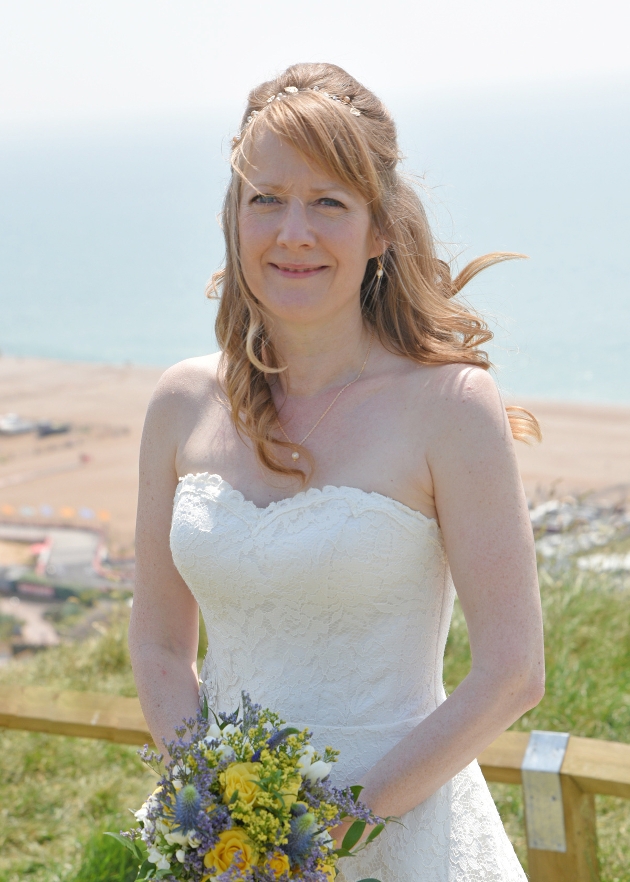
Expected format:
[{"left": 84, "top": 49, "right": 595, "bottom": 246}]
[
  {"left": 148, "top": 352, "right": 222, "bottom": 414},
  {"left": 410, "top": 363, "right": 508, "bottom": 443}
]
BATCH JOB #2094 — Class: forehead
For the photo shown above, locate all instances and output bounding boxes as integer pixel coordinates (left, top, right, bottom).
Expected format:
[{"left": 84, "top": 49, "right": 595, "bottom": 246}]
[{"left": 240, "top": 128, "right": 354, "bottom": 195}]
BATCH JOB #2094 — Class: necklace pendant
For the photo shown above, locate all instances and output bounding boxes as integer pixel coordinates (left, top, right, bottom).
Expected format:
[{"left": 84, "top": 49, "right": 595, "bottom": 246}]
[{"left": 291, "top": 450, "right": 300, "bottom": 461}]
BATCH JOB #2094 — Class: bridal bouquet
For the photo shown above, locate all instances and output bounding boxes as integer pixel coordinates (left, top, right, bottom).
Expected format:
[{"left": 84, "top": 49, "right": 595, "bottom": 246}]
[{"left": 108, "top": 692, "right": 388, "bottom": 881}]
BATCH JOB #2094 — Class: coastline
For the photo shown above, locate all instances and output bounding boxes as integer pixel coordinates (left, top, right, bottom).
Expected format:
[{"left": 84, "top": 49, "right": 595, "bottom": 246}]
[{"left": 0, "top": 356, "right": 629, "bottom": 552}]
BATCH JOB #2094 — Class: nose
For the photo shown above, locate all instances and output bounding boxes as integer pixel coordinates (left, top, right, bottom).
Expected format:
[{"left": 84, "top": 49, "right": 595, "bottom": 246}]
[{"left": 276, "top": 197, "right": 316, "bottom": 250}]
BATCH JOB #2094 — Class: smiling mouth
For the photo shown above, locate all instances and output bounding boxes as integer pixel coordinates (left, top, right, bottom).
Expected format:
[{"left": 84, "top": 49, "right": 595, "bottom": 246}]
[{"left": 271, "top": 263, "right": 327, "bottom": 274}]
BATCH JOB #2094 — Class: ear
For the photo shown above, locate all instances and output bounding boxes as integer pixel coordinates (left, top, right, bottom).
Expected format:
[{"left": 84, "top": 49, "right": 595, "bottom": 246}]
[{"left": 368, "top": 230, "right": 389, "bottom": 261}]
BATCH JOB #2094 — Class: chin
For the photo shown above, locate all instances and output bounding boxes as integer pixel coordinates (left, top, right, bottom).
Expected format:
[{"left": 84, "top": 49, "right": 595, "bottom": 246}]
[{"left": 259, "top": 295, "right": 333, "bottom": 324}]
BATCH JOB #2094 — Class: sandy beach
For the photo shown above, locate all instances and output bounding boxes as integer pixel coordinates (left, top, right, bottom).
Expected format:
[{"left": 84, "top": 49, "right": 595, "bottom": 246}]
[{"left": 0, "top": 355, "right": 629, "bottom": 553}]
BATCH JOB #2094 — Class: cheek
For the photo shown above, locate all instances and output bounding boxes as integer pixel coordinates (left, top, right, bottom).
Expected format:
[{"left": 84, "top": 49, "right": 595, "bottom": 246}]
[{"left": 238, "top": 217, "right": 268, "bottom": 276}]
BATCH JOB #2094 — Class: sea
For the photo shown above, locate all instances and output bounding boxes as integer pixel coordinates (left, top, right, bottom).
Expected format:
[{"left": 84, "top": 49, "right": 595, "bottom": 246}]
[{"left": 1, "top": 78, "right": 629, "bottom": 404}]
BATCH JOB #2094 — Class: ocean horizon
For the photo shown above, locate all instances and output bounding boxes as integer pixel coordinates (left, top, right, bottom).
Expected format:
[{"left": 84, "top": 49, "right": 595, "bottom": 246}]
[{"left": 1, "top": 78, "right": 629, "bottom": 405}]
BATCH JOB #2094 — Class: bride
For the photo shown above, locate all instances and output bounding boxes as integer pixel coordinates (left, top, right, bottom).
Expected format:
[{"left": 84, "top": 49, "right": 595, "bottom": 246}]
[{"left": 129, "top": 62, "right": 545, "bottom": 881}]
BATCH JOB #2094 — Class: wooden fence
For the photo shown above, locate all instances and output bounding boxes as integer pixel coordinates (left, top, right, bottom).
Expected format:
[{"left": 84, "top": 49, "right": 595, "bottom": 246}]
[{"left": 2, "top": 684, "right": 630, "bottom": 882}]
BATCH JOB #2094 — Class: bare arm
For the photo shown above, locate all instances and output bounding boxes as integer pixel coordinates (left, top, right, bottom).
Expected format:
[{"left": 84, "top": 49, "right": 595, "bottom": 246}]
[
  {"left": 129, "top": 368, "right": 202, "bottom": 759},
  {"left": 353, "top": 367, "right": 544, "bottom": 821}
]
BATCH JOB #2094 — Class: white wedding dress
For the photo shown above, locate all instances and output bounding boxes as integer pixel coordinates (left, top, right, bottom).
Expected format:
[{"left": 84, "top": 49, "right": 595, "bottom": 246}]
[{"left": 170, "top": 473, "right": 526, "bottom": 881}]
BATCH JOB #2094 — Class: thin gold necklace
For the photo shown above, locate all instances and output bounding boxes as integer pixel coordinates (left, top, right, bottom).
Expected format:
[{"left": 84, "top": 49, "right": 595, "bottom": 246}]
[{"left": 277, "top": 333, "right": 374, "bottom": 461}]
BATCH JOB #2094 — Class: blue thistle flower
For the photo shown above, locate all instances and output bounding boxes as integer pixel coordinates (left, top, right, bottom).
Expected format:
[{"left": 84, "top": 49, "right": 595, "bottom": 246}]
[
  {"left": 251, "top": 726, "right": 298, "bottom": 762},
  {"left": 266, "top": 727, "right": 295, "bottom": 750},
  {"left": 173, "top": 784, "right": 201, "bottom": 833},
  {"left": 285, "top": 810, "right": 317, "bottom": 863},
  {"left": 291, "top": 802, "right": 308, "bottom": 816}
]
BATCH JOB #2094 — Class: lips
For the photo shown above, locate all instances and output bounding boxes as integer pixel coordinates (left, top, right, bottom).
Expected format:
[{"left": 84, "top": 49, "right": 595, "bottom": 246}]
[
  {"left": 273, "top": 263, "right": 325, "bottom": 271},
  {"left": 271, "top": 263, "right": 327, "bottom": 277}
]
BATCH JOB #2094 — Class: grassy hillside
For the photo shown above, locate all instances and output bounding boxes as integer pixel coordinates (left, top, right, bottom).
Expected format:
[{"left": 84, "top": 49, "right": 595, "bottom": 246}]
[
  {"left": 444, "top": 564, "right": 630, "bottom": 880},
  {"left": 0, "top": 566, "right": 628, "bottom": 881}
]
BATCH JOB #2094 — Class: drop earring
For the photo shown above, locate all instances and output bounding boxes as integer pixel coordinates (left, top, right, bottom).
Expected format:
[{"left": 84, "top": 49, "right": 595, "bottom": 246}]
[{"left": 376, "top": 256, "right": 384, "bottom": 278}]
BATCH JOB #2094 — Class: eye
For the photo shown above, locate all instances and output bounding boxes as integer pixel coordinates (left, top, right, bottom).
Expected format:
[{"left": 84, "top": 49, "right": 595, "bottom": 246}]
[
  {"left": 251, "top": 194, "right": 279, "bottom": 205},
  {"left": 317, "top": 197, "right": 344, "bottom": 208}
]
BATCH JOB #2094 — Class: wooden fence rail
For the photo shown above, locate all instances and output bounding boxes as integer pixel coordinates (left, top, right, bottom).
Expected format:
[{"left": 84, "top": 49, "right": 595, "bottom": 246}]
[{"left": 2, "top": 685, "right": 630, "bottom": 882}]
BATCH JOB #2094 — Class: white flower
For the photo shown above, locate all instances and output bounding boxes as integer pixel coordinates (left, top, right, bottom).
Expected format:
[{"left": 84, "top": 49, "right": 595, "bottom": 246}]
[
  {"left": 156, "top": 819, "right": 171, "bottom": 834},
  {"left": 147, "top": 847, "right": 164, "bottom": 864},
  {"left": 204, "top": 723, "right": 222, "bottom": 742},
  {"left": 176, "top": 848, "right": 187, "bottom": 863},
  {"left": 134, "top": 791, "right": 160, "bottom": 823},
  {"left": 156, "top": 853, "right": 171, "bottom": 870},
  {"left": 188, "top": 831, "right": 201, "bottom": 848},
  {"left": 303, "top": 760, "right": 333, "bottom": 783},
  {"left": 165, "top": 831, "right": 188, "bottom": 846},
  {"left": 316, "top": 829, "right": 334, "bottom": 847},
  {"left": 297, "top": 744, "right": 317, "bottom": 772},
  {"left": 216, "top": 742, "right": 235, "bottom": 760},
  {"left": 204, "top": 722, "right": 237, "bottom": 752}
]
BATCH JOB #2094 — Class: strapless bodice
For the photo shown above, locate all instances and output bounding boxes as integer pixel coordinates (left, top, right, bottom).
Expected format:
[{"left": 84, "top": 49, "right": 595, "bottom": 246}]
[{"left": 170, "top": 473, "right": 454, "bottom": 736}]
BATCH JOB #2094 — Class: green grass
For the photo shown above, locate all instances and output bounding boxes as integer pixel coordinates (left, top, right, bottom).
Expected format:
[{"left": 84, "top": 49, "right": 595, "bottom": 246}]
[
  {"left": 0, "top": 612, "right": 21, "bottom": 643},
  {"left": 0, "top": 607, "right": 158, "bottom": 882},
  {"left": 443, "top": 564, "right": 630, "bottom": 881},
  {"left": 0, "top": 567, "right": 628, "bottom": 881}
]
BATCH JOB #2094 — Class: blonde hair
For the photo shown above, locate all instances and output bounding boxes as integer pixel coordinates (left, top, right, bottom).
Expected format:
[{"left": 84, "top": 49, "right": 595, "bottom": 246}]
[{"left": 207, "top": 62, "right": 541, "bottom": 482}]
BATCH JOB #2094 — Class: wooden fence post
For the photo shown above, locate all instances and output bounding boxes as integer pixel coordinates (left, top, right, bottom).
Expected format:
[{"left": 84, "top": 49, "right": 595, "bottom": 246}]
[
  {"left": 527, "top": 774, "right": 598, "bottom": 881},
  {"left": 523, "top": 731, "right": 599, "bottom": 882}
]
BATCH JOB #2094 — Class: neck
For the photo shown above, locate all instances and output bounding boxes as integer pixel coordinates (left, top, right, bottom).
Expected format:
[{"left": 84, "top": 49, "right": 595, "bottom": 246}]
[{"left": 268, "top": 315, "right": 372, "bottom": 398}]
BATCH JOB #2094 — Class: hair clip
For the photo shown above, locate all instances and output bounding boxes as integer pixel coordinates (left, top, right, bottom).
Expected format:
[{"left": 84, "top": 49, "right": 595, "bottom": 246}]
[{"left": 232, "top": 86, "right": 362, "bottom": 146}]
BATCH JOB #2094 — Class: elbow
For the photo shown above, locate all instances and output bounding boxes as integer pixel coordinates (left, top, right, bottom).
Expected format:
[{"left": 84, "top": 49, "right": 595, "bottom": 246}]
[
  {"left": 476, "top": 656, "right": 545, "bottom": 718},
  {"left": 520, "top": 673, "right": 545, "bottom": 712},
  {"left": 507, "top": 662, "right": 546, "bottom": 716}
]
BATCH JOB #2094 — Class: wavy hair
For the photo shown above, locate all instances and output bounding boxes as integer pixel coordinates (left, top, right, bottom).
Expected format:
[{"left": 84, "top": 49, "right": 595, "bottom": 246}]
[{"left": 207, "top": 62, "right": 541, "bottom": 483}]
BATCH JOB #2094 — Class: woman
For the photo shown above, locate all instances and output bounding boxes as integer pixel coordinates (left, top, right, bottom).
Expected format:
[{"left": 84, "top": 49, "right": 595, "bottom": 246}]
[{"left": 129, "top": 62, "right": 545, "bottom": 881}]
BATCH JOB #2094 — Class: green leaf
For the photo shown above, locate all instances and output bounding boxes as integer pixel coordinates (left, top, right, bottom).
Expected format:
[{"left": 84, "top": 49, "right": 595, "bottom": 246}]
[
  {"left": 365, "top": 822, "right": 385, "bottom": 844},
  {"left": 136, "top": 859, "right": 155, "bottom": 881},
  {"left": 202, "top": 695, "right": 209, "bottom": 720},
  {"left": 350, "top": 784, "right": 364, "bottom": 802},
  {"left": 229, "top": 788, "right": 239, "bottom": 804},
  {"left": 357, "top": 878, "right": 383, "bottom": 881},
  {"left": 103, "top": 831, "right": 144, "bottom": 861},
  {"left": 333, "top": 848, "right": 353, "bottom": 858},
  {"left": 341, "top": 818, "right": 366, "bottom": 851}
]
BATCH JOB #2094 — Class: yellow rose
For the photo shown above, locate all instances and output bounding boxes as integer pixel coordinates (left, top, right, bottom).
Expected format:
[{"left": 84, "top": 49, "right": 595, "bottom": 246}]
[
  {"left": 320, "top": 862, "right": 336, "bottom": 881},
  {"left": 265, "top": 850, "right": 290, "bottom": 877},
  {"left": 278, "top": 773, "right": 301, "bottom": 810},
  {"left": 221, "top": 762, "right": 262, "bottom": 807},
  {"left": 203, "top": 828, "right": 258, "bottom": 874}
]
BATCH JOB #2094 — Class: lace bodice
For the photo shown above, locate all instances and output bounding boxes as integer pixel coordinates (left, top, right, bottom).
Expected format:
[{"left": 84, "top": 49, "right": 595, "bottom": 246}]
[{"left": 170, "top": 473, "right": 526, "bottom": 881}]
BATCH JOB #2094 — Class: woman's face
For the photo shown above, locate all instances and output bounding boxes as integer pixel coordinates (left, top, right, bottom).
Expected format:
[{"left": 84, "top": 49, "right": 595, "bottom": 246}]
[{"left": 238, "top": 128, "right": 382, "bottom": 329}]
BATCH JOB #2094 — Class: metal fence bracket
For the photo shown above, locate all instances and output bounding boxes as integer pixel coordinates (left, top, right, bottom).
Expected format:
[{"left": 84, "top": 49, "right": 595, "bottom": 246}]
[{"left": 521, "top": 730, "right": 570, "bottom": 852}]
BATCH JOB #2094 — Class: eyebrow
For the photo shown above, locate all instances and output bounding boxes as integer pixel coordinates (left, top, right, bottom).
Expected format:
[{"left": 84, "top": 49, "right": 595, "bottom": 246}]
[{"left": 246, "top": 180, "right": 354, "bottom": 197}]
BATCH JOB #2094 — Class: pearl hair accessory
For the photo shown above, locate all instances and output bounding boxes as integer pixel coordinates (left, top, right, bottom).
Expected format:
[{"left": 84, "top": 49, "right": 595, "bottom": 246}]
[{"left": 232, "top": 85, "right": 362, "bottom": 147}]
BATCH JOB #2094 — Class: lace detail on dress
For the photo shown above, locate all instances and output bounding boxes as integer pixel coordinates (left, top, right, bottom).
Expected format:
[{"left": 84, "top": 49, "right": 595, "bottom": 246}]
[{"left": 170, "top": 473, "right": 526, "bottom": 881}]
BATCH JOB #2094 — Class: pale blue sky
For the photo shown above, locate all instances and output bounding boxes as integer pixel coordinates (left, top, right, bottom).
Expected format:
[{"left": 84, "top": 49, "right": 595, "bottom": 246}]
[{"left": 1, "top": 0, "right": 628, "bottom": 127}]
